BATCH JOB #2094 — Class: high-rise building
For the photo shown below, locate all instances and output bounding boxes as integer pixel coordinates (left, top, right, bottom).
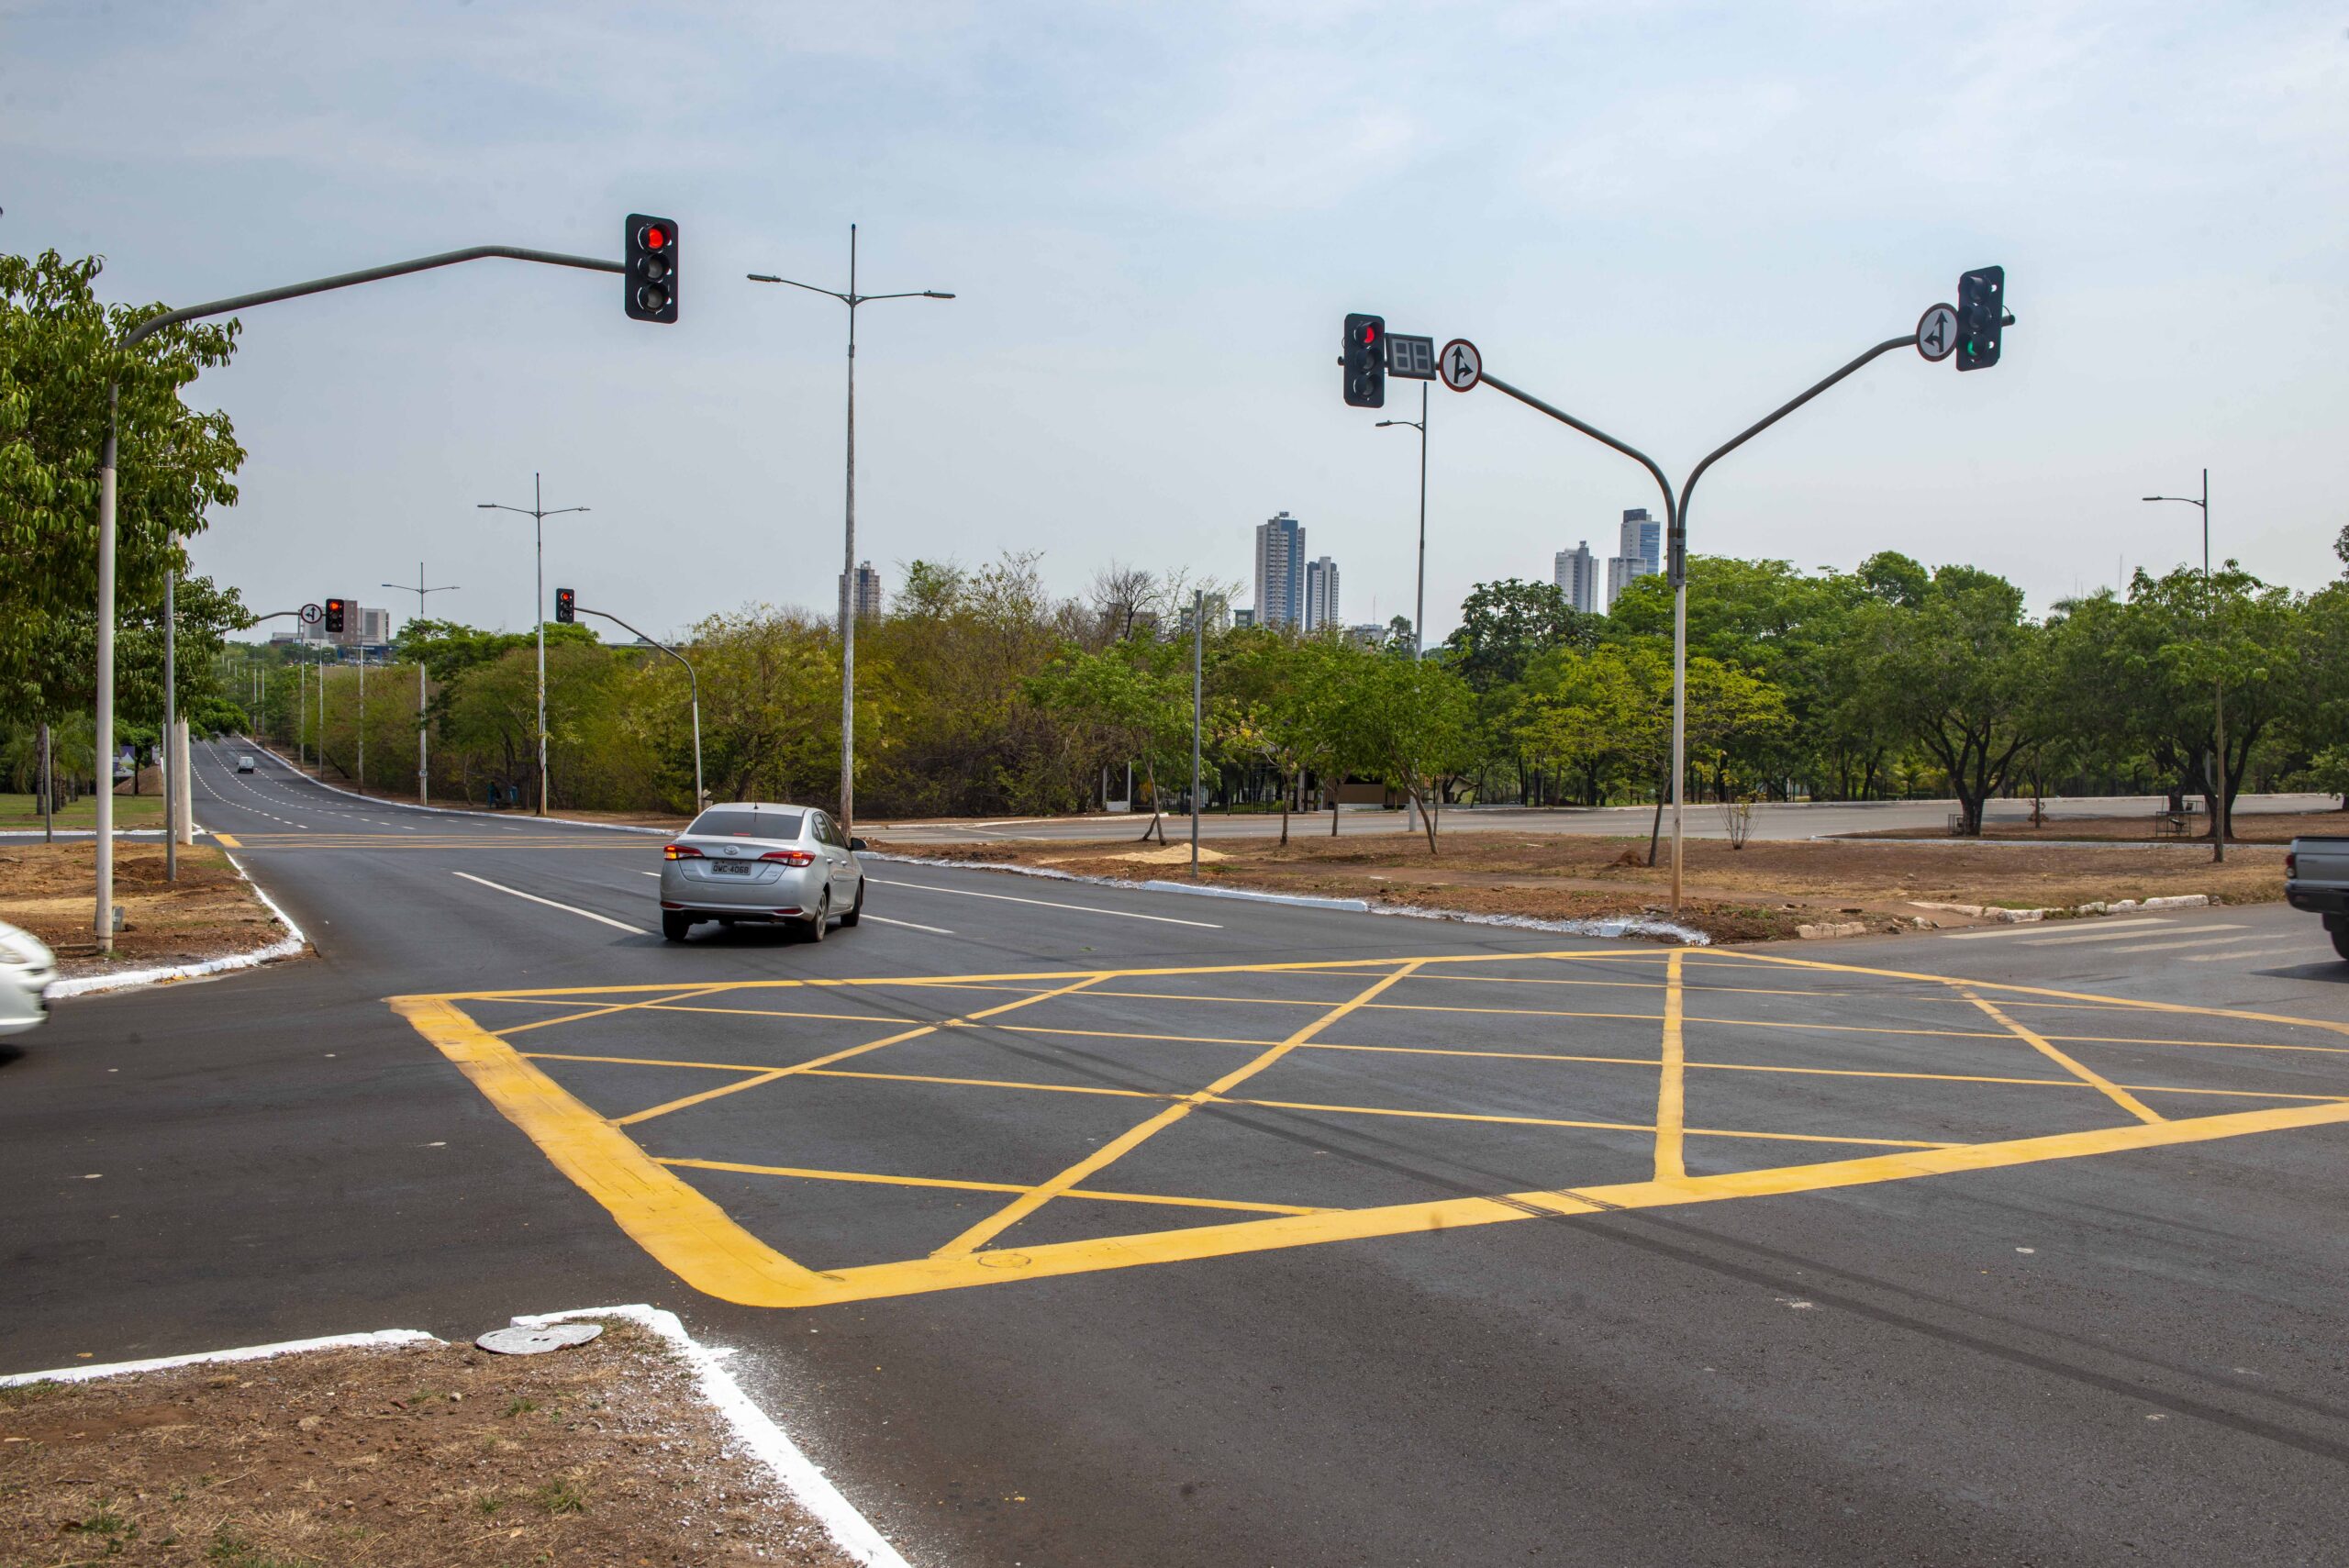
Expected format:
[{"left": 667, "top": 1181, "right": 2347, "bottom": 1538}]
[
  {"left": 1176, "top": 595, "right": 1232, "bottom": 638},
  {"left": 1553, "top": 541, "right": 1598, "bottom": 615},
  {"left": 1604, "top": 507, "right": 1662, "bottom": 609},
  {"left": 1304, "top": 555, "right": 1341, "bottom": 631},
  {"left": 1253, "top": 512, "right": 1306, "bottom": 628},
  {"left": 1231, "top": 607, "right": 1257, "bottom": 629},
  {"left": 841, "top": 561, "right": 884, "bottom": 621}
]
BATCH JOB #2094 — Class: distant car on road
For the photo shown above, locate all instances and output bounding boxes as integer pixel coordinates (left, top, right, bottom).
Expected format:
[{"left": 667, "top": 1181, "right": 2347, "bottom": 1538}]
[
  {"left": 2285, "top": 836, "right": 2349, "bottom": 961},
  {"left": 658, "top": 803, "right": 866, "bottom": 943},
  {"left": 0, "top": 918, "right": 59, "bottom": 1037},
  {"left": 236, "top": 753, "right": 256, "bottom": 773}
]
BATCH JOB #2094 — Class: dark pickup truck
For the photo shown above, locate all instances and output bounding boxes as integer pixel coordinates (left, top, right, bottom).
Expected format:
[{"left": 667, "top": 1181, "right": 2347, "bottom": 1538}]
[{"left": 2284, "top": 836, "right": 2349, "bottom": 961}]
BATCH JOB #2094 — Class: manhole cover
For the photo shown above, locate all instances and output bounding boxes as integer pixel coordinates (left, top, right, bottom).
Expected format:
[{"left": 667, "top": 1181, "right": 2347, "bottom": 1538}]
[{"left": 477, "top": 1321, "right": 604, "bottom": 1356}]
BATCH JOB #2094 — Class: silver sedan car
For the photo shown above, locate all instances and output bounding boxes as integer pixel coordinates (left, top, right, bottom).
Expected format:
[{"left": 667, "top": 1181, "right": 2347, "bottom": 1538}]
[{"left": 658, "top": 803, "right": 866, "bottom": 943}]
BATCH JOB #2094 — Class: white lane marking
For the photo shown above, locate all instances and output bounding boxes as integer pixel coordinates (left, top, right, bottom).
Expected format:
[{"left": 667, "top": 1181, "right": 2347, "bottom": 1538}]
[
  {"left": 863, "top": 876, "right": 1221, "bottom": 929},
  {"left": 450, "top": 871, "right": 650, "bottom": 935},
  {"left": 863, "top": 914, "right": 955, "bottom": 936},
  {"left": 640, "top": 870, "right": 662, "bottom": 877},
  {"left": 2101, "top": 933, "right": 2267, "bottom": 955},
  {"left": 1943, "top": 917, "right": 2171, "bottom": 941},
  {"left": 2022, "top": 921, "right": 2241, "bottom": 947},
  {"left": 2180, "top": 944, "right": 2334, "bottom": 963}
]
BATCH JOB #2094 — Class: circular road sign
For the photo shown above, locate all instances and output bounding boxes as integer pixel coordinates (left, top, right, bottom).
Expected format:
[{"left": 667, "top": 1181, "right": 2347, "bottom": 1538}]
[
  {"left": 1916, "top": 304, "right": 1958, "bottom": 363},
  {"left": 1439, "top": 339, "right": 1482, "bottom": 392},
  {"left": 299, "top": 602, "right": 323, "bottom": 625}
]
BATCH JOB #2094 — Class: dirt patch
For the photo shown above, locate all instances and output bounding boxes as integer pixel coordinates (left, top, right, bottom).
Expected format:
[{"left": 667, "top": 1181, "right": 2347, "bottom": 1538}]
[
  {"left": 0, "top": 843, "right": 290, "bottom": 976},
  {"left": 1847, "top": 808, "right": 2349, "bottom": 846},
  {"left": 0, "top": 1321, "right": 860, "bottom": 1567},
  {"left": 874, "top": 829, "right": 2286, "bottom": 945}
]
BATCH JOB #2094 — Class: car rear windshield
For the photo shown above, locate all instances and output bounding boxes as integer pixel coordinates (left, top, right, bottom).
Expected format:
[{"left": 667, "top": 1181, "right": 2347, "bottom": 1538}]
[{"left": 688, "top": 808, "right": 804, "bottom": 840}]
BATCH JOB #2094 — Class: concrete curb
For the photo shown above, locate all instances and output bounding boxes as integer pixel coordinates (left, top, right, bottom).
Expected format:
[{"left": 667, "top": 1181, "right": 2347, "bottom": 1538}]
[
  {"left": 1909, "top": 894, "right": 2212, "bottom": 926},
  {"left": 517, "top": 1306, "right": 912, "bottom": 1568},
  {"left": 2, "top": 1329, "right": 438, "bottom": 1387},
  {"left": 47, "top": 845, "right": 311, "bottom": 1000}
]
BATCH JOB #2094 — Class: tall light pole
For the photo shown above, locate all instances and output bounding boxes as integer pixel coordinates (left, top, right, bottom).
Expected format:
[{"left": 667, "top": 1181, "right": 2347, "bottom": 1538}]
[
  {"left": 2143, "top": 469, "right": 2226, "bottom": 863},
  {"left": 748, "top": 226, "right": 954, "bottom": 835},
  {"left": 573, "top": 604, "right": 704, "bottom": 815},
  {"left": 1376, "top": 383, "right": 1431, "bottom": 832},
  {"left": 383, "top": 565, "right": 460, "bottom": 805},
  {"left": 479, "top": 475, "right": 587, "bottom": 816}
]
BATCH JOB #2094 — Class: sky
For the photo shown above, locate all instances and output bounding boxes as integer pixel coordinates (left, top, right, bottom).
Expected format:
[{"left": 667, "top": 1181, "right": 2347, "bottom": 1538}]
[{"left": 5, "top": 0, "right": 2344, "bottom": 644}]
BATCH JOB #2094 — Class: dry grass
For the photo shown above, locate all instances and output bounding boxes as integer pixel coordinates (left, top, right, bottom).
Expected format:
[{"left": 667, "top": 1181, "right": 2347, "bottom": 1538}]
[
  {"left": 875, "top": 828, "right": 2287, "bottom": 944},
  {"left": 0, "top": 1322, "right": 861, "bottom": 1567},
  {"left": 0, "top": 843, "right": 287, "bottom": 973}
]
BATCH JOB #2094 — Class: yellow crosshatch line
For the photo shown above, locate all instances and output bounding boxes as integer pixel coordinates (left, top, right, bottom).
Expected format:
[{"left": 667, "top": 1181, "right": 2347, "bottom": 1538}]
[{"left": 388, "top": 945, "right": 2349, "bottom": 1309}]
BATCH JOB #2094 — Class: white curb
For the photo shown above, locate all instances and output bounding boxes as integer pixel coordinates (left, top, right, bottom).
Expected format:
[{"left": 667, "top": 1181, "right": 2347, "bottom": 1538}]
[{"left": 2, "top": 1328, "right": 437, "bottom": 1387}]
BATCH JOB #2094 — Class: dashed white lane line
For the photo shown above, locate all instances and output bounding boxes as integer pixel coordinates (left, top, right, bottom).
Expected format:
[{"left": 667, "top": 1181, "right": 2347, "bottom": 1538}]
[
  {"left": 2102, "top": 933, "right": 2266, "bottom": 955},
  {"left": 451, "top": 871, "right": 649, "bottom": 935},
  {"left": 863, "top": 914, "right": 955, "bottom": 936},
  {"left": 1943, "top": 917, "right": 2172, "bottom": 941},
  {"left": 2022, "top": 921, "right": 2235, "bottom": 946},
  {"left": 863, "top": 875, "right": 1222, "bottom": 929}
]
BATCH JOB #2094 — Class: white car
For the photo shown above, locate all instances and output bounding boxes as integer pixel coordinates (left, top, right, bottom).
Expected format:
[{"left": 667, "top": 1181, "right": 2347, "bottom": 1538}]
[{"left": 0, "top": 918, "right": 59, "bottom": 1036}]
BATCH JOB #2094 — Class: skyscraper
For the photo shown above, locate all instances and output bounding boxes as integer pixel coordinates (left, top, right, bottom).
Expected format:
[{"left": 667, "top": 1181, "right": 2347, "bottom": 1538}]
[
  {"left": 1253, "top": 512, "right": 1306, "bottom": 628},
  {"left": 1304, "top": 555, "right": 1341, "bottom": 630},
  {"left": 1553, "top": 541, "right": 1598, "bottom": 615},
  {"left": 841, "top": 561, "right": 884, "bottom": 621},
  {"left": 1604, "top": 507, "right": 1661, "bottom": 609}
]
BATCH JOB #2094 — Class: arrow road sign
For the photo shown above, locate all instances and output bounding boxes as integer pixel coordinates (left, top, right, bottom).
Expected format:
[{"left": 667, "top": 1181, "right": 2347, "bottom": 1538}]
[
  {"left": 299, "top": 602, "right": 323, "bottom": 625},
  {"left": 1916, "top": 304, "right": 1958, "bottom": 362},
  {"left": 1440, "top": 339, "right": 1482, "bottom": 392}
]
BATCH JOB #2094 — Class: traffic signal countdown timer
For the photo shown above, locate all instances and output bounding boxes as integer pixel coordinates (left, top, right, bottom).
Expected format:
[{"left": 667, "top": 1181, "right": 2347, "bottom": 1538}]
[
  {"left": 1956, "top": 266, "right": 2003, "bottom": 372},
  {"left": 323, "top": 597, "right": 347, "bottom": 634},
  {"left": 1342, "top": 313, "right": 1386, "bottom": 408},
  {"left": 625, "top": 215, "right": 679, "bottom": 323},
  {"left": 555, "top": 588, "right": 576, "bottom": 625}
]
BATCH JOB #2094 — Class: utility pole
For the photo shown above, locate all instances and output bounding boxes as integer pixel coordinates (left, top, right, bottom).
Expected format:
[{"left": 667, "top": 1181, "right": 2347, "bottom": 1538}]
[
  {"left": 1191, "top": 590, "right": 1205, "bottom": 878},
  {"left": 383, "top": 564, "right": 459, "bottom": 805},
  {"left": 749, "top": 228, "right": 955, "bottom": 836},
  {"left": 163, "top": 565, "right": 178, "bottom": 882},
  {"left": 1376, "top": 384, "right": 1431, "bottom": 832},
  {"left": 479, "top": 476, "right": 587, "bottom": 816},
  {"left": 2143, "top": 470, "right": 2225, "bottom": 862}
]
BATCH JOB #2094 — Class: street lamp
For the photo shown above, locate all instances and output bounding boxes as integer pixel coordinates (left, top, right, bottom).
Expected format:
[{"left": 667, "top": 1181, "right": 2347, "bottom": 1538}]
[
  {"left": 2143, "top": 469, "right": 2227, "bottom": 862},
  {"left": 383, "top": 566, "right": 460, "bottom": 805},
  {"left": 479, "top": 475, "right": 588, "bottom": 816},
  {"left": 573, "top": 604, "right": 704, "bottom": 815},
  {"left": 1374, "top": 379, "right": 1431, "bottom": 663},
  {"left": 748, "top": 225, "right": 954, "bottom": 835}
]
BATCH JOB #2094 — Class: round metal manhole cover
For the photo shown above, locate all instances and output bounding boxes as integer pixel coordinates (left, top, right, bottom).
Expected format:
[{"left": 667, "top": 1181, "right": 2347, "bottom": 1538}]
[{"left": 476, "top": 1321, "right": 604, "bottom": 1356}]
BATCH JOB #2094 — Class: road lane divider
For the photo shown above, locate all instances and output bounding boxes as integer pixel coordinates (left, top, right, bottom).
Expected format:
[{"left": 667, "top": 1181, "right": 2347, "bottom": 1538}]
[
  {"left": 863, "top": 914, "right": 955, "bottom": 935},
  {"left": 451, "top": 871, "right": 650, "bottom": 935}
]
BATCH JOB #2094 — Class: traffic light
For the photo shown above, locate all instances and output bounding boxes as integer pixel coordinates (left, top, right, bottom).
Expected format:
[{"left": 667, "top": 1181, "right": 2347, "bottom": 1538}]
[
  {"left": 1956, "top": 266, "right": 2004, "bottom": 371},
  {"left": 1342, "top": 313, "right": 1386, "bottom": 408},
  {"left": 323, "top": 597, "right": 346, "bottom": 634},
  {"left": 625, "top": 214, "right": 679, "bottom": 323},
  {"left": 554, "top": 588, "right": 575, "bottom": 625}
]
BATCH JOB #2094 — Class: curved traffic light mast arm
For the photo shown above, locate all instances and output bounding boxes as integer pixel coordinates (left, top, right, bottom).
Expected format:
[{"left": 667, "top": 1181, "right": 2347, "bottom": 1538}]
[
  {"left": 118, "top": 245, "right": 625, "bottom": 349},
  {"left": 1677, "top": 333, "right": 1916, "bottom": 529},
  {"left": 573, "top": 606, "right": 704, "bottom": 814},
  {"left": 1475, "top": 372, "right": 1679, "bottom": 535}
]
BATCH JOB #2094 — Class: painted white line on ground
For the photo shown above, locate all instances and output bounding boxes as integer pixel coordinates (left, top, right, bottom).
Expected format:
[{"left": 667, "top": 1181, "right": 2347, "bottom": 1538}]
[
  {"left": 3, "top": 1328, "right": 435, "bottom": 1386},
  {"left": 864, "top": 875, "right": 1221, "bottom": 928},
  {"left": 863, "top": 913, "right": 955, "bottom": 935},
  {"left": 640, "top": 870, "right": 662, "bottom": 877},
  {"left": 2181, "top": 944, "right": 2333, "bottom": 963},
  {"left": 2102, "top": 933, "right": 2267, "bottom": 955},
  {"left": 2022, "top": 921, "right": 2240, "bottom": 947},
  {"left": 1943, "top": 917, "right": 2172, "bottom": 941},
  {"left": 517, "top": 1306, "right": 911, "bottom": 1568},
  {"left": 451, "top": 871, "right": 649, "bottom": 935}
]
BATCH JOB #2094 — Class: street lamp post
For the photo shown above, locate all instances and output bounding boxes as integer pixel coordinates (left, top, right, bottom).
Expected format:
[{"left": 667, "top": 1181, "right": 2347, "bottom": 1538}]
[
  {"left": 382, "top": 565, "right": 460, "bottom": 805},
  {"left": 1376, "top": 383, "right": 1431, "bottom": 832},
  {"left": 2143, "top": 470, "right": 2226, "bottom": 863},
  {"left": 573, "top": 605, "right": 704, "bottom": 815},
  {"left": 479, "top": 476, "right": 588, "bottom": 817},
  {"left": 748, "top": 226, "right": 954, "bottom": 836}
]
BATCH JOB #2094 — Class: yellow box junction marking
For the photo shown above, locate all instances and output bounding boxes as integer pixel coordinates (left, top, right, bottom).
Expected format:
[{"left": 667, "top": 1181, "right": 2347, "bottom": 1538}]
[{"left": 389, "top": 946, "right": 2349, "bottom": 1309}]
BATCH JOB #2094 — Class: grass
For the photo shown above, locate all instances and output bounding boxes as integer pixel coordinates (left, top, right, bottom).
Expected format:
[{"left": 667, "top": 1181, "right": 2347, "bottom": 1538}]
[
  {"left": 529, "top": 1476, "right": 587, "bottom": 1516},
  {"left": 0, "top": 791, "right": 164, "bottom": 830}
]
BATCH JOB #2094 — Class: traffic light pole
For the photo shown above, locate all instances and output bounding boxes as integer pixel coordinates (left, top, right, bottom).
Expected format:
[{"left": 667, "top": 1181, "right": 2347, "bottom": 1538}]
[
  {"left": 91, "top": 240, "right": 629, "bottom": 951},
  {"left": 573, "top": 606, "right": 703, "bottom": 816},
  {"left": 382, "top": 567, "right": 460, "bottom": 805},
  {"left": 1478, "top": 315, "right": 2008, "bottom": 911}
]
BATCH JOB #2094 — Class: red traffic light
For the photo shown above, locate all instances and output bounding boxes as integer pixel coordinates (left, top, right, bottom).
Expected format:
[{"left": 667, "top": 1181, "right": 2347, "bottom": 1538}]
[{"left": 640, "top": 224, "right": 669, "bottom": 250}]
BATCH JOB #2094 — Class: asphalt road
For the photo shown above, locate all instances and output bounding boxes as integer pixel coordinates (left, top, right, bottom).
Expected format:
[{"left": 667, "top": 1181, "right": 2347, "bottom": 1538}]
[
  {"left": 6, "top": 742, "right": 2347, "bottom": 1567},
  {"left": 874, "top": 791, "right": 2337, "bottom": 847}
]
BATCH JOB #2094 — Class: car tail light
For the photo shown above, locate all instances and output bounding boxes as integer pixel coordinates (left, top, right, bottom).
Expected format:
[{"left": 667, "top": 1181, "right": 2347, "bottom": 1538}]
[
  {"left": 663, "top": 843, "right": 703, "bottom": 860},
  {"left": 759, "top": 849, "right": 817, "bottom": 866},
  {"left": 2285, "top": 851, "right": 2296, "bottom": 877}
]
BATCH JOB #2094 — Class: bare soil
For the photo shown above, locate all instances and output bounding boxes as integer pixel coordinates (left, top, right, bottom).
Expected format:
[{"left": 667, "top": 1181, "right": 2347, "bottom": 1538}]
[
  {"left": 873, "top": 829, "right": 2287, "bottom": 945},
  {"left": 1849, "top": 807, "right": 2349, "bottom": 846},
  {"left": 0, "top": 843, "right": 290, "bottom": 976},
  {"left": 0, "top": 1321, "right": 859, "bottom": 1568}
]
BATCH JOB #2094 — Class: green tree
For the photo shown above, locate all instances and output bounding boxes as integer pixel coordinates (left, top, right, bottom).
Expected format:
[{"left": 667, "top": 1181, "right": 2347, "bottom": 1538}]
[
  {"left": 1442, "top": 578, "right": 1598, "bottom": 692},
  {"left": 1337, "top": 652, "right": 1479, "bottom": 852},
  {"left": 1026, "top": 637, "right": 1194, "bottom": 842}
]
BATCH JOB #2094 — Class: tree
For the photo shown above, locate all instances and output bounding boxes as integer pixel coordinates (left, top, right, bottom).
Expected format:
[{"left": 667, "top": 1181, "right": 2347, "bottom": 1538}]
[
  {"left": 1214, "top": 632, "right": 1353, "bottom": 846},
  {"left": 1025, "top": 638, "right": 1193, "bottom": 842},
  {"left": 1338, "top": 653, "right": 1479, "bottom": 853},
  {"left": 1442, "top": 578, "right": 1598, "bottom": 692},
  {"left": 2, "top": 250, "right": 246, "bottom": 733}
]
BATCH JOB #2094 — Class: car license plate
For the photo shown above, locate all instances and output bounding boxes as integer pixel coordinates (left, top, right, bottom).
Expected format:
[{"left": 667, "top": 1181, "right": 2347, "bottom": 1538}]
[{"left": 711, "top": 862, "right": 751, "bottom": 874}]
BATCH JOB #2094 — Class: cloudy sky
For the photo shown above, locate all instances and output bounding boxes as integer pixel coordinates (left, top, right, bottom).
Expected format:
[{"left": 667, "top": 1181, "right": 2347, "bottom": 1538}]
[{"left": 6, "top": 1, "right": 2344, "bottom": 642}]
